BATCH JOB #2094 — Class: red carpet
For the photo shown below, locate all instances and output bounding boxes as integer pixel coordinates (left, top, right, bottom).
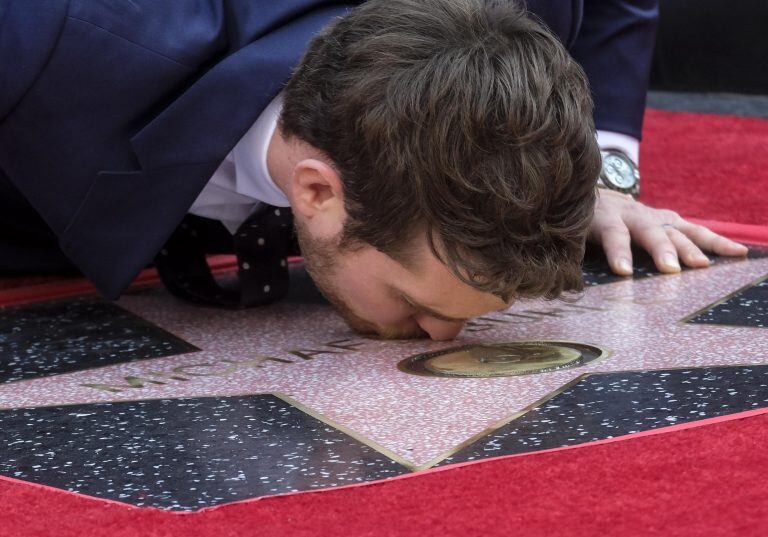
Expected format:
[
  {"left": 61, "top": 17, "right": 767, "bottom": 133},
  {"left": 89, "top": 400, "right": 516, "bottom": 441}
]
[
  {"left": 641, "top": 108, "right": 768, "bottom": 226},
  {"left": 0, "top": 255, "right": 278, "bottom": 307},
  {"left": 3, "top": 407, "right": 768, "bottom": 537}
]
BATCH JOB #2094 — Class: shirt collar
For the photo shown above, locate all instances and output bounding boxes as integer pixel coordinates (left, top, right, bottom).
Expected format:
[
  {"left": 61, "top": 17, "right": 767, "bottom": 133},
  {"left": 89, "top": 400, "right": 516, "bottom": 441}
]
[{"left": 232, "top": 90, "right": 290, "bottom": 208}]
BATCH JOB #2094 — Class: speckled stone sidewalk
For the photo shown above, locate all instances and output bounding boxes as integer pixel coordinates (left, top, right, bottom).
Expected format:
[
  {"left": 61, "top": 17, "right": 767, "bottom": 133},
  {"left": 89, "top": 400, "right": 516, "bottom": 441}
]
[{"left": 1, "top": 251, "right": 767, "bottom": 509}]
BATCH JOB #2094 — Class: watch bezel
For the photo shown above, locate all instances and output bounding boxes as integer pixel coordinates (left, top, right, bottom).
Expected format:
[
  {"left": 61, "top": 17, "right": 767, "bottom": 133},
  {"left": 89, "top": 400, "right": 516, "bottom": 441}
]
[{"left": 599, "top": 150, "right": 640, "bottom": 198}]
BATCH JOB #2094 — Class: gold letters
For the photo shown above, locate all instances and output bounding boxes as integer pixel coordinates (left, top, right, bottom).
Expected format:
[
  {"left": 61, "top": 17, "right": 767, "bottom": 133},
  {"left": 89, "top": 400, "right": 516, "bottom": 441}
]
[
  {"left": 466, "top": 304, "right": 609, "bottom": 332},
  {"left": 81, "top": 376, "right": 169, "bottom": 393},
  {"left": 81, "top": 340, "right": 367, "bottom": 393}
]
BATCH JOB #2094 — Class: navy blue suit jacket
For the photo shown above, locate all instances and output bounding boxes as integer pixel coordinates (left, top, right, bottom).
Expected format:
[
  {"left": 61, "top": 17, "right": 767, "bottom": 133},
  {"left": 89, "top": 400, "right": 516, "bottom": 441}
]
[{"left": 0, "top": 0, "right": 657, "bottom": 299}]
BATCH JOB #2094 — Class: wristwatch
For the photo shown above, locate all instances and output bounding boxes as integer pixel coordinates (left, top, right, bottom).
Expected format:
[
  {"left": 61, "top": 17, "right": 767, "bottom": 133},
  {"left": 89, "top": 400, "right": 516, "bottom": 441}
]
[{"left": 597, "top": 150, "right": 640, "bottom": 199}]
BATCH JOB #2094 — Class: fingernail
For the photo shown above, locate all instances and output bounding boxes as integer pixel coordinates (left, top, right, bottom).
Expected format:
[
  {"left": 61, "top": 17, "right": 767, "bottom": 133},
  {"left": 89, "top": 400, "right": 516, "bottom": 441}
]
[
  {"left": 695, "top": 253, "right": 710, "bottom": 264},
  {"left": 618, "top": 259, "right": 633, "bottom": 274},
  {"left": 663, "top": 254, "right": 681, "bottom": 270}
]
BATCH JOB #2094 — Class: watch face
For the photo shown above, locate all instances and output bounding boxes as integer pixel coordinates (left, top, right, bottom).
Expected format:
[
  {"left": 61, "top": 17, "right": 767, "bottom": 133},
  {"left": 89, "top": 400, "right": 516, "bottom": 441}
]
[{"left": 602, "top": 153, "right": 638, "bottom": 189}]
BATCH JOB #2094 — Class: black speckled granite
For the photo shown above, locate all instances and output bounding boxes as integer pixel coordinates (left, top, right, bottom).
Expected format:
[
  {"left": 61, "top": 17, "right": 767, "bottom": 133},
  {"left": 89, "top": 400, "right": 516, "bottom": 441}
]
[
  {"left": 0, "top": 394, "right": 407, "bottom": 510},
  {"left": 438, "top": 365, "right": 768, "bottom": 466},
  {"left": 686, "top": 277, "right": 768, "bottom": 328},
  {"left": 582, "top": 243, "right": 768, "bottom": 286},
  {"left": 0, "top": 299, "right": 197, "bottom": 383}
]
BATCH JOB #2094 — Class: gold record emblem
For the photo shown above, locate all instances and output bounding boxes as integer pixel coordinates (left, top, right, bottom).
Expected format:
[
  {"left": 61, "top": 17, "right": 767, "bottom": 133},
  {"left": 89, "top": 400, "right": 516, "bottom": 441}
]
[{"left": 399, "top": 341, "right": 607, "bottom": 378}]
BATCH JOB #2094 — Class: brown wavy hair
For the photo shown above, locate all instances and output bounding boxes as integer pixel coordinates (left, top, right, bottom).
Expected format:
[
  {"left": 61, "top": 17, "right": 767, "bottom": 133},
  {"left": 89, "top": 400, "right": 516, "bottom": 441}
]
[{"left": 280, "top": 0, "right": 601, "bottom": 301}]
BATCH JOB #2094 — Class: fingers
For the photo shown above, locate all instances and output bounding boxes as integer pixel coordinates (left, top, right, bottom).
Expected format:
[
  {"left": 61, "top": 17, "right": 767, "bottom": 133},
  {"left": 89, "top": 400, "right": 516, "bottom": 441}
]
[
  {"left": 589, "top": 190, "right": 748, "bottom": 277},
  {"left": 665, "top": 227, "right": 711, "bottom": 268},
  {"left": 676, "top": 221, "right": 749, "bottom": 257},
  {"left": 598, "top": 220, "right": 634, "bottom": 276},
  {"left": 624, "top": 217, "right": 681, "bottom": 273}
]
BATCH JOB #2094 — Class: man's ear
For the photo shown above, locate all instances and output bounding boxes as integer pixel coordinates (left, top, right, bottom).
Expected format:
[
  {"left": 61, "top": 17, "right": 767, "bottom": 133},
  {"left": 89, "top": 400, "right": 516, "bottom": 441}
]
[{"left": 290, "top": 158, "right": 346, "bottom": 238}]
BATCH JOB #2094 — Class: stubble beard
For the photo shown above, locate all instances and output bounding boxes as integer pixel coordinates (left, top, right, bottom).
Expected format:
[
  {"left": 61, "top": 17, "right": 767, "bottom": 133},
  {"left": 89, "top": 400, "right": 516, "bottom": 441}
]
[
  {"left": 293, "top": 221, "right": 380, "bottom": 335},
  {"left": 293, "top": 221, "right": 428, "bottom": 340}
]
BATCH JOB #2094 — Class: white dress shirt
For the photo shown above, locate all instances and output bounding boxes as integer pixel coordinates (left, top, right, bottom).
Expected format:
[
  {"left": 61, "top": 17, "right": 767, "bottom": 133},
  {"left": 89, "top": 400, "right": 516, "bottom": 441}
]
[
  {"left": 188, "top": 91, "right": 290, "bottom": 233},
  {"left": 596, "top": 130, "right": 640, "bottom": 164},
  {"left": 189, "top": 90, "right": 640, "bottom": 232}
]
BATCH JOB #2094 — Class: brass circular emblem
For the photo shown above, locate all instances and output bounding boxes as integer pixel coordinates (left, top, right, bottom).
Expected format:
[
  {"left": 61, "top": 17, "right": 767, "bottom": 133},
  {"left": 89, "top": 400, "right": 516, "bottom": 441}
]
[{"left": 398, "top": 341, "right": 606, "bottom": 378}]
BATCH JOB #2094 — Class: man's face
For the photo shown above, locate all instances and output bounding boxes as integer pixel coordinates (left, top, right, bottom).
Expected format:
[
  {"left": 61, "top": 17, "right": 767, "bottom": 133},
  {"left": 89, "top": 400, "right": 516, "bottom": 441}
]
[{"left": 295, "top": 222, "right": 508, "bottom": 341}]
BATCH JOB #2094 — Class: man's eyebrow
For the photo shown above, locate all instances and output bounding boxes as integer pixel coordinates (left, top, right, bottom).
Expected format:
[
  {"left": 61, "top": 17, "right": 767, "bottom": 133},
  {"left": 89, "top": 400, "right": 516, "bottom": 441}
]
[{"left": 401, "top": 293, "right": 470, "bottom": 322}]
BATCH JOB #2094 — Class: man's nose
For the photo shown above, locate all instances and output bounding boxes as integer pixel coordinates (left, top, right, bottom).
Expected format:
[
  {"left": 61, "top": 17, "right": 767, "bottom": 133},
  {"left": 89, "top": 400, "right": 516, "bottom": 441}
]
[{"left": 415, "top": 315, "right": 466, "bottom": 341}]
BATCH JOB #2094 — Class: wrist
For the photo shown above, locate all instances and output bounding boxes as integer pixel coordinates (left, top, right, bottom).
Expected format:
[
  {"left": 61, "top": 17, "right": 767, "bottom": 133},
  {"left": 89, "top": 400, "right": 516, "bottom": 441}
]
[{"left": 596, "top": 131, "right": 639, "bottom": 165}]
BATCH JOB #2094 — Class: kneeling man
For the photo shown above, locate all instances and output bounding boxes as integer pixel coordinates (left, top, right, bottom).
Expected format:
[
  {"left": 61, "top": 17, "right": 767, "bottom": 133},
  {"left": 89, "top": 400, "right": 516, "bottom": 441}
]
[{"left": 0, "top": 0, "right": 746, "bottom": 340}]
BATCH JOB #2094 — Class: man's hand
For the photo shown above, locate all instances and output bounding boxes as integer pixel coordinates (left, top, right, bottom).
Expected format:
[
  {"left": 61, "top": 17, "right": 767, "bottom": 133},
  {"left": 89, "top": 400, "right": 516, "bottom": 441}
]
[{"left": 588, "top": 189, "right": 749, "bottom": 276}]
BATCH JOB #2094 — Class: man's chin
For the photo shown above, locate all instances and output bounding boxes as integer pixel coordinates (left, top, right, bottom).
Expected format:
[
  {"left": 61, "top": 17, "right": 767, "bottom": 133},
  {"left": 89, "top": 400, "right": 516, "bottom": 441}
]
[
  {"left": 333, "top": 311, "right": 427, "bottom": 340},
  {"left": 349, "top": 323, "right": 429, "bottom": 340},
  {"left": 318, "top": 290, "right": 431, "bottom": 339}
]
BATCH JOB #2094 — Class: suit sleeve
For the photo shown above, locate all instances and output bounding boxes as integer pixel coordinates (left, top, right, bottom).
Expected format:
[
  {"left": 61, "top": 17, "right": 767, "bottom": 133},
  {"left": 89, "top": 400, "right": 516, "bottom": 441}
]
[{"left": 569, "top": 0, "right": 659, "bottom": 140}]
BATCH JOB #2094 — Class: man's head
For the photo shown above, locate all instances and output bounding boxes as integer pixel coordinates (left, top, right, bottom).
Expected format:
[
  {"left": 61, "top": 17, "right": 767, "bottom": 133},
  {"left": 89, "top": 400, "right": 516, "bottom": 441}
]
[{"left": 274, "top": 0, "right": 601, "bottom": 340}]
